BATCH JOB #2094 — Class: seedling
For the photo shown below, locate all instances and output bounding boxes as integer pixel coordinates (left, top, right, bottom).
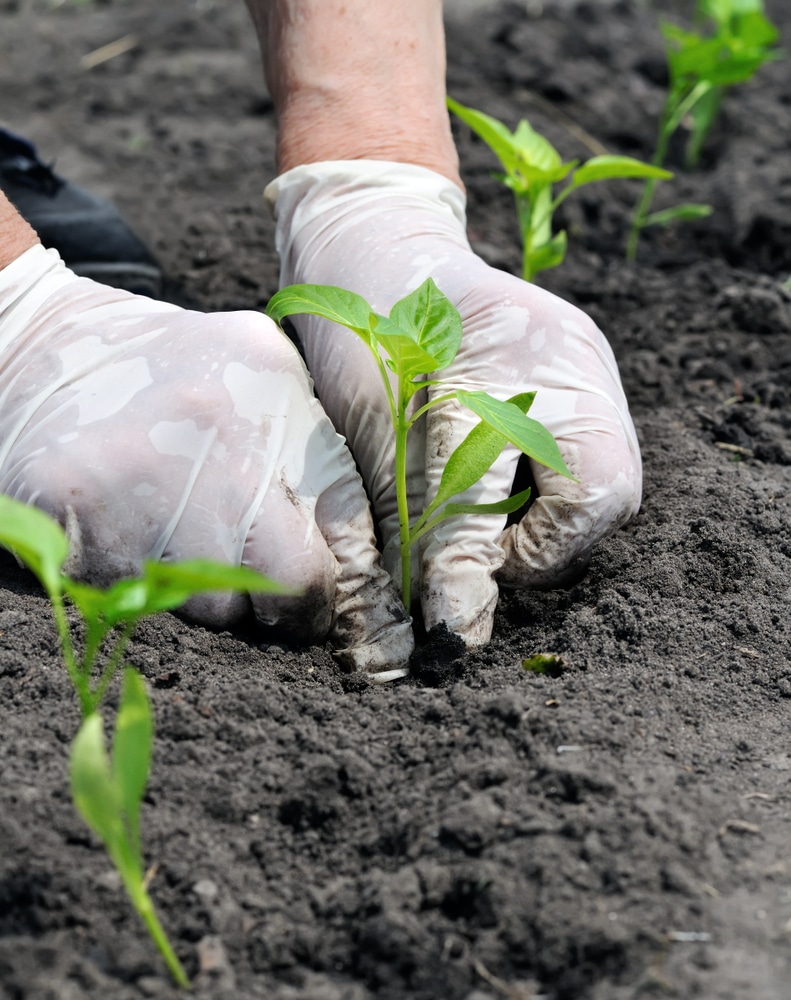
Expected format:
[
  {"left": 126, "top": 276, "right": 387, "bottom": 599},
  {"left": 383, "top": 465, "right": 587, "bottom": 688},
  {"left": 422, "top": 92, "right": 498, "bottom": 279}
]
[
  {"left": 0, "top": 494, "right": 291, "bottom": 986},
  {"left": 627, "top": 0, "right": 781, "bottom": 259},
  {"left": 267, "top": 278, "right": 574, "bottom": 609},
  {"left": 446, "top": 96, "right": 671, "bottom": 281},
  {"left": 0, "top": 496, "right": 289, "bottom": 718},
  {"left": 70, "top": 669, "right": 190, "bottom": 987}
]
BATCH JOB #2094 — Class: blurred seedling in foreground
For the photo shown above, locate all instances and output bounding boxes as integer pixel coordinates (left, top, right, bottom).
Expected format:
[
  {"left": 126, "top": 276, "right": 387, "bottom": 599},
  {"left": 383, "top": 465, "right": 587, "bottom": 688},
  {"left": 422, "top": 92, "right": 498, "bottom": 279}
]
[
  {"left": 267, "top": 278, "right": 574, "bottom": 609},
  {"left": 446, "top": 96, "right": 671, "bottom": 281},
  {"left": 628, "top": 0, "right": 782, "bottom": 259},
  {"left": 0, "top": 494, "right": 291, "bottom": 987}
]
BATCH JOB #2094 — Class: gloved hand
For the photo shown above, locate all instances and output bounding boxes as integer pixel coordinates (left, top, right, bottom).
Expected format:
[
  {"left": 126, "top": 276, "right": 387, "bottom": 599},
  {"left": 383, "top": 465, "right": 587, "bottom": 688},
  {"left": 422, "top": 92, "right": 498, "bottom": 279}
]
[
  {"left": 266, "top": 160, "right": 642, "bottom": 646},
  {"left": 0, "top": 243, "right": 412, "bottom": 678}
]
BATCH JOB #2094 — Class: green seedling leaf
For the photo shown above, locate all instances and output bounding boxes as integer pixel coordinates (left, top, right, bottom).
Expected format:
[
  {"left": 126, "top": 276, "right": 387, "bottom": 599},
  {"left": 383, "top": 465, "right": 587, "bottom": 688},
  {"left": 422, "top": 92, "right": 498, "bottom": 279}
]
[
  {"left": 441, "top": 488, "right": 533, "bottom": 521},
  {"left": 139, "top": 559, "right": 296, "bottom": 611},
  {"left": 0, "top": 494, "right": 68, "bottom": 596},
  {"left": 70, "top": 712, "right": 125, "bottom": 854},
  {"left": 387, "top": 278, "right": 463, "bottom": 375},
  {"left": 686, "top": 87, "right": 722, "bottom": 166},
  {"left": 266, "top": 284, "right": 378, "bottom": 345},
  {"left": 643, "top": 203, "right": 713, "bottom": 227},
  {"left": 511, "top": 118, "right": 565, "bottom": 176},
  {"left": 113, "top": 669, "right": 152, "bottom": 864},
  {"left": 457, "top": 390, "right": 574, "bottom": 479},
  {"left": 446, "top": 96, "right": 521, "bottom": 173},
  {"left": 522, "top": 652, "right": 567, "bottom": 677},
  {"left": 413, "top": 393, "right": 535, "bottom": 536},
  {"left": 570, "top": 156, "right": 673, "bottom": 187},
  {"left": 63, "top": 558, "right": 295, "bottom": 629}
]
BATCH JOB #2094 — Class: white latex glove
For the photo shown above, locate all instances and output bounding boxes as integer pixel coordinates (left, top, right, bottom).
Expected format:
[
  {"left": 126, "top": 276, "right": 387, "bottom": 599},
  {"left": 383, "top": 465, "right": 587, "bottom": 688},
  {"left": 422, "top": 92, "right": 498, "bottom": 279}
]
[
  {"left": 266, "top": 161, "right": 642, "bottom": 645},
  {"left": 0, "top": 243, "right": 412, "bottom": 678}
]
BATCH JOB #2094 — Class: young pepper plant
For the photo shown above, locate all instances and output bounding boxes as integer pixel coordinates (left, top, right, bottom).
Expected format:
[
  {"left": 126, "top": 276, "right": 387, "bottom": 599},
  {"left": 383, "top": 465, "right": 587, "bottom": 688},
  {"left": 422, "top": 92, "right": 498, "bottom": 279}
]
[
  {"left": 627, "top": 0, "right": 781, "bottom": 259},
  {"left": 0, "top": 494, "right": 292, "bottom": 987},
  {"left": 0, "top": 495, "right": 289, "bottom": 718},
  {"left": 70, "top": 668, "right": 190, "bottom": 988},
  {"left": 266, "top": 278, "right": 574, "bottom": 609},
  {"left": 446, "top": 96, "right": 672, "bottom": 281}
]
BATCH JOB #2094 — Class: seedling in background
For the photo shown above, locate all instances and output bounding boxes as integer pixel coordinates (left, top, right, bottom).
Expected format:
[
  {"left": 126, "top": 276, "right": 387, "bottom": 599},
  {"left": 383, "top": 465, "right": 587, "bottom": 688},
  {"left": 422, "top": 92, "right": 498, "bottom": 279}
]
[
  {"left": 0, "top": 494, "right": 291, "bottom": 987},
  {"left": 267, "top": 278, "right": 574, "bottom": 609},
  {"left": 627, "top": 0, "right": 781, "bottom": 259},
  {"left": 446, "top": 96, "right": 671, "bottom": 281}
]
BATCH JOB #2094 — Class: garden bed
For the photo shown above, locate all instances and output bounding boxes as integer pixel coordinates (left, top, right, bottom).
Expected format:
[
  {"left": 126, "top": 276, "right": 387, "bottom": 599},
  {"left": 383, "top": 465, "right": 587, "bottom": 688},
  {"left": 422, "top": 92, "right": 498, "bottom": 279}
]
[{"left": 1, "top": 1, "right": 790, "bottom": 997}]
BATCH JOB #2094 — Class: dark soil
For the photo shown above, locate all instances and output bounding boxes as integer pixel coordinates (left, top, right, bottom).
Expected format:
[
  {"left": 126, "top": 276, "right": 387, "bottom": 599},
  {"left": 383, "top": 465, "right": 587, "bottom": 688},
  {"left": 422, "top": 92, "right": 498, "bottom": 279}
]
[{"left": 2, "top": 1, "right": 791, "bottom": 998}]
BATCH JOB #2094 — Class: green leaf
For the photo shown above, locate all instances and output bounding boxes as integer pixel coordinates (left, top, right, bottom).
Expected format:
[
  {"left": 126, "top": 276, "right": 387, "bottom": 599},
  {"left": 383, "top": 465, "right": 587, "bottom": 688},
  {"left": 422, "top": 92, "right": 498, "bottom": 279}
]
[
  {"left": 419, "top": 392, "right": 536, "bottom": 526},
  {"left": 265, "top": 284, "right": 378, "bottom": 345},
  {"left": 511, "top": 118, "right": 563, "bottom": 174},
  {"left": 570, "top": 156, "right": 673, "bottom": 188},
  {"left": 113, "top": 669, "right": 152, "bottom": 864},
  {"left": 686, "top": 87, "right": 723, "bottom": 166},
  {"left": 457, "top": 390, "right": 574, "bottom": 479},
  {"left": 643, "top": 203, "right": 713, "bottom": 227},
  {"left": 142, "top": 559, "right": 295, "bottom": 608},
  {"left": 733, "top": 11, "right": 779, "bottom": 49},
  {"left": 442, "top": 487, "right": 533, "bottom": 520},
  {"left": 70, "top": 712, "right": 124, "bottom": 852},
  {"left": 0, "top": 495, "right": 69, "bottom": 596},
  {"left": 64, "top": 559, "right": 295, "bottom": 629},
  {"left": 62, "top": 578, "right": 123, "bottom": 625},
  {"left": 385, "top": 279, "right": 463, "bottom": 377},
  {"left": 447, "top": 97, "right": 521, "bottom": 174}
]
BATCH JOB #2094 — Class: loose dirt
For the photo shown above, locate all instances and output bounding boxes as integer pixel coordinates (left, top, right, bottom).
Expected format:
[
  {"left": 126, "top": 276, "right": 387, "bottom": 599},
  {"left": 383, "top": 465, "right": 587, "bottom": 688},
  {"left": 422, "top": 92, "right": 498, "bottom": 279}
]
[{"left": 1, "top": 1, "right": 790, "bottom": 997}]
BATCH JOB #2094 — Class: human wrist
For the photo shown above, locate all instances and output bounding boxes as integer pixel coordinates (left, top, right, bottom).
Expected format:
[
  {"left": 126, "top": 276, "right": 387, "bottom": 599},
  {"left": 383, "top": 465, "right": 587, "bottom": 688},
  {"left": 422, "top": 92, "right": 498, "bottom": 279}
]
[
  {"left": 274, "top": 87, "right": 462, "bottom": 186},
  {"left": 0, "top": 192, "right": 40, "bottom": 270},
  {"left": 252, "top": 0, "right": 463, "bottom": 187}
]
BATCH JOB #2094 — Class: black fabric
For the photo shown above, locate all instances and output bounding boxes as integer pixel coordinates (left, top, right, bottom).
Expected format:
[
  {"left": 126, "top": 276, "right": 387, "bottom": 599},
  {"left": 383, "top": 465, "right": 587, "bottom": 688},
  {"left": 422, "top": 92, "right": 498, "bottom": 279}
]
[{"left": 0, "top": 128, "right": 161, "bottom": 295}]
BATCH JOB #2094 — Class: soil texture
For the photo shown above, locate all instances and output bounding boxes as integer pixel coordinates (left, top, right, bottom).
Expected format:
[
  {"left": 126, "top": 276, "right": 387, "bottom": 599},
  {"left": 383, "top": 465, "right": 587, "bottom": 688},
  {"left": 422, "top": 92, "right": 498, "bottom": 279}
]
[{"left": 1, "top": 1, "right": 791, "bottom": 998}]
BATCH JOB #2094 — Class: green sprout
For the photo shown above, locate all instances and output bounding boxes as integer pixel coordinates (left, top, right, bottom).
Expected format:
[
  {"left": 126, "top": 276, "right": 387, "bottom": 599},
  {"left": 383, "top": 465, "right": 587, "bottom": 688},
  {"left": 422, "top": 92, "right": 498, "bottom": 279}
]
[
  {"left": 0, "top": 494, "right": 292, "bottom": 986},
  {"left": 627, "top": 0, "right": 781, "bottom": 259},
  {"left": 70, "top": 669, "right": 189, "bottom": 987},
  {"left": 266, "top": 278, "right": 574, "bottom": 609},
  {"left": 446, "top": 96, "right": 671, "bottom": 281},
  {"left": 0, "top": 496, "right": 288, "bottom": 718}
]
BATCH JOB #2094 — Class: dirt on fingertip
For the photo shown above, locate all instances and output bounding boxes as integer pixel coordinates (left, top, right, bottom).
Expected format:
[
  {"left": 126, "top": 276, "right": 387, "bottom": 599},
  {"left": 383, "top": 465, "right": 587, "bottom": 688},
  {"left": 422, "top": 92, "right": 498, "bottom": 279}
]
[{"left": 2, "top": 1, "right": 791, "bottom": 998}]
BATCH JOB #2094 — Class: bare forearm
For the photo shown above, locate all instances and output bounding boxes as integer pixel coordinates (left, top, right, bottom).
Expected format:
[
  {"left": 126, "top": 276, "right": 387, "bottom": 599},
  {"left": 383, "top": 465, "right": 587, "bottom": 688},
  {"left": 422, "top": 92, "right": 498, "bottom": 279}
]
[
  {"left": 246, "top": 0, "right": 462, "bottom": 186},
  {"left": 0, "top": 192, "right": 39, "bottom": 269}
]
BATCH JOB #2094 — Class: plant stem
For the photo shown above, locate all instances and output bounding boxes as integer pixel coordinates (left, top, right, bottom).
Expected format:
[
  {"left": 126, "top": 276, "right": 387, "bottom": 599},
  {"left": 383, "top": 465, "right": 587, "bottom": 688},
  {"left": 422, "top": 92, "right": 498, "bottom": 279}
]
[
  {"left": 395, "top": 397, "right": 412, "bottom": 610},
  {"left": 90, "top": 621, "right": 136, "bottom": 711},
  {"left": 50, "top": 592, "right": 92, "bottom": 716},
  {"left": 133, "top": 885, "right": 190, "bottom": 989},
  {"left": 627, "top": 80, "right": 711, "bottom": 261}
]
